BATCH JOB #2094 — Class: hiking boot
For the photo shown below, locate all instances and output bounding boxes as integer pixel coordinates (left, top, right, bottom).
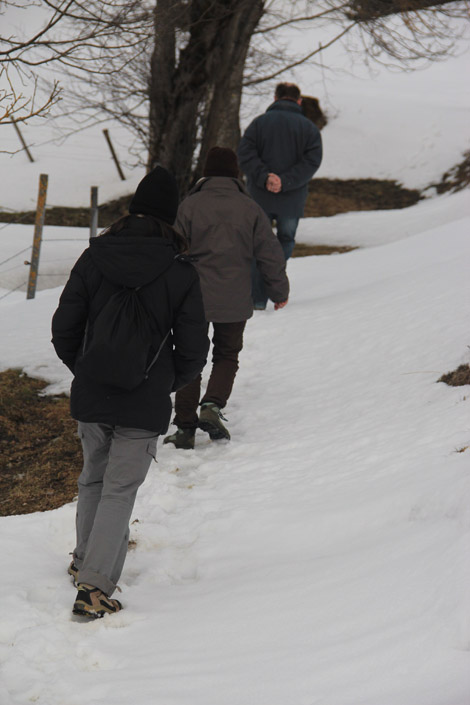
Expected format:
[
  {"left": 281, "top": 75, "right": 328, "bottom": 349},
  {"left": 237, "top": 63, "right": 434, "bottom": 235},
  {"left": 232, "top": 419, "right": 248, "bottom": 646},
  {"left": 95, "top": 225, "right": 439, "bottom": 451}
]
[
  {"left": 68, "top": 561, "right": 79, "bottom": 586},
  {"left": 72, "top": 583, "right": 122, "bottom": 619},
  {"left": 198, "top": 403, "right": 230, "bottom": 440},
  {"left": 163, "top": 428, "right": 195, "bottom": 450}
]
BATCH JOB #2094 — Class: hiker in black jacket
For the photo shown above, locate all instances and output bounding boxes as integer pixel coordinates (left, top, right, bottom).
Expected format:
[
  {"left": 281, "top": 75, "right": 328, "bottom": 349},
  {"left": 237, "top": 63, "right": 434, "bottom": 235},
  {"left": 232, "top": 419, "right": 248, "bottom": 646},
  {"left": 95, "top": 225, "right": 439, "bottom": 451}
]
[{"left": 51, "top": 166, "right": 209, "bottom": 619}]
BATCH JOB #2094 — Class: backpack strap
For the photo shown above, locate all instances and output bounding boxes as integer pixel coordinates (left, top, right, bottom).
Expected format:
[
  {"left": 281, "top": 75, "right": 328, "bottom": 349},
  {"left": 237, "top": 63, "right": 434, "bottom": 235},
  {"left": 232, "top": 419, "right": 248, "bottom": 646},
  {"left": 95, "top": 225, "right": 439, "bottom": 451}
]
[
  {"left": 144, "top": 329, "right": 171, "bottom": 379},
  {"left": 142, "top": 252, "right": 198, "bottom": 377}
]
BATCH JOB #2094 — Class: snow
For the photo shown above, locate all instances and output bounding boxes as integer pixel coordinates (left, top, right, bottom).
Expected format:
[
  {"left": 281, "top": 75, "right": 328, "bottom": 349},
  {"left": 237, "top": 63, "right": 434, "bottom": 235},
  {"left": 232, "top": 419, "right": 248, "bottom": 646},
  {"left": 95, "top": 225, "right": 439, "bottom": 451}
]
[
  {"left": 1, "top": 11, "right": 470, "bottom": 705},
  {"left": 240, "top": 19, "right": 470, "bottom": 191},
  {"left": 298, "top": 51, "right": 470, "bottom": 189},
  {"left": 1, "top": 192, "right": 469, "bottom": 704}
]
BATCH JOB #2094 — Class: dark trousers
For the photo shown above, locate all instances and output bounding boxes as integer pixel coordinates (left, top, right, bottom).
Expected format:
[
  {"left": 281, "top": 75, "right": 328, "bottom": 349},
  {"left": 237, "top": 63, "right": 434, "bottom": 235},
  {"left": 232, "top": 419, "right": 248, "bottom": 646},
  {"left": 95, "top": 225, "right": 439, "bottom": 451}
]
[{"left": 174, "top": 321, "right": 246, "bottom": 429}]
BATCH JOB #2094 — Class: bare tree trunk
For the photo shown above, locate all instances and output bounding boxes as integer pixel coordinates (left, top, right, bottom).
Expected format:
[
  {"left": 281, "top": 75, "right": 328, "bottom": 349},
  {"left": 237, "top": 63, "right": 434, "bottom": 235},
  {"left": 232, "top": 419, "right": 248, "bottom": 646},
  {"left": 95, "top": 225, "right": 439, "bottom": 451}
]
[
  {"left": 147, "top": 0, "right": 264, "bottom": 195},
  {"left": 195, "top": 1, "right": 264, "bottom": 181}
]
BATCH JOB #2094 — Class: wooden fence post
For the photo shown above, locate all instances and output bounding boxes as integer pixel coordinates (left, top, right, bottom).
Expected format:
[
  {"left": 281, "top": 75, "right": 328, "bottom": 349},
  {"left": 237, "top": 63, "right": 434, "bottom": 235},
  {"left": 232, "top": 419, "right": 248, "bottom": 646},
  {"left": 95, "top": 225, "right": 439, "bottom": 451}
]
[
  {"left": 27, "top": 173, "right": 48, "bottom": 300},
  {"left": 12, "top": 119, "right": 35, "bottom": 163},
  {"left": 90, "top": 186, "right": 99, "bottom": 238},
  {"left": 103, "top": 129, "right": 126, "bottom": 181}
]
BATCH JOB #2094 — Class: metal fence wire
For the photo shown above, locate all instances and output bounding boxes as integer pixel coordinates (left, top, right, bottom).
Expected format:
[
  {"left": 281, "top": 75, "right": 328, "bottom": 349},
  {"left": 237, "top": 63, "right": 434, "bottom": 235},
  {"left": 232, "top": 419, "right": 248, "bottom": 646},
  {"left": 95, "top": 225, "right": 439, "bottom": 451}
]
[{"left": 0, "top": 177, "right": 98, "bottom": 300}]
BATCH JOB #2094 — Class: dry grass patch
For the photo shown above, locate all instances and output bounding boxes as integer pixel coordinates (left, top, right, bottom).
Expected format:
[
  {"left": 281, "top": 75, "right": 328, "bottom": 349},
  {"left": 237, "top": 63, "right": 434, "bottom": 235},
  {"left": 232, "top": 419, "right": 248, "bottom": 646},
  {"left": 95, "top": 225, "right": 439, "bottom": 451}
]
[
  {"left": 432, "top": 152, "right": 470, "bottom": 195},
  {"left": 1, "top": 178, "right": 425, "bottom": 228},
  {"left": 292, "top": 243, "right": 358, "bottom": 257},
  {"left": 305, "top": 178, "right": 422, "bottom": 217},
  {"left": 0, "top": 194, "right": 132, "bottom": 228},
  {"left": 0, "top": 369, "right": 81, "bottom": 516},
  {"left": 438, "top": 364, "right": 470, "bottom": 387}
]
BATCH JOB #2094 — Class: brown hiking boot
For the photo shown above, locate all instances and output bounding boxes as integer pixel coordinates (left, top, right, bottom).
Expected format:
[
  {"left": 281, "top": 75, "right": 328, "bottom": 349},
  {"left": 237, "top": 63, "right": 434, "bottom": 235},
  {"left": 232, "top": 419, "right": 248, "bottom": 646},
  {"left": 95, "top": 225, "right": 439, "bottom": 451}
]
[
  {"left": 198, "top": 403, "right": 230, "bottom": 440},
  {"left": 72, "top": 583, "right": 122, "bottom": 619},
  {"left": 163, "top": 428, "right": 195, "bottom": 449}
]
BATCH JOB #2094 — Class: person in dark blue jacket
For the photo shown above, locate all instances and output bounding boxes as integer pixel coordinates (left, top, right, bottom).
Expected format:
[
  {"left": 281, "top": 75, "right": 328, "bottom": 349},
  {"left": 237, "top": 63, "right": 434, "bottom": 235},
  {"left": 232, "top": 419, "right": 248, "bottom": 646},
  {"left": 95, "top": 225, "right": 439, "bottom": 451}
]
[{"left": 238, "top": 82, "right": 322, "bottom": 309}]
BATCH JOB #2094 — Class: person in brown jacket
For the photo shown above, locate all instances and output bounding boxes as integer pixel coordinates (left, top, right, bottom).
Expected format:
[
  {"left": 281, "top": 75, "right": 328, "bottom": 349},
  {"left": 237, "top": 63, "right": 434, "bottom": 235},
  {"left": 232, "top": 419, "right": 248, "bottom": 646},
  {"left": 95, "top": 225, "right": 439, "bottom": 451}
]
[{"left": 164, "top": 146, "right": 289, "bottom": 449}]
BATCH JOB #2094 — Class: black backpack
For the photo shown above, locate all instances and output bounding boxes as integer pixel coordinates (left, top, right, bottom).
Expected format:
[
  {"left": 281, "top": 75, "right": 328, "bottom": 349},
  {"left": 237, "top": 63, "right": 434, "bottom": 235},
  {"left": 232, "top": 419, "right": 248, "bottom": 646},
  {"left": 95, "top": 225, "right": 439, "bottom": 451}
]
[{"left": 77, "top": 271, "right": 171, "bottom": 391}]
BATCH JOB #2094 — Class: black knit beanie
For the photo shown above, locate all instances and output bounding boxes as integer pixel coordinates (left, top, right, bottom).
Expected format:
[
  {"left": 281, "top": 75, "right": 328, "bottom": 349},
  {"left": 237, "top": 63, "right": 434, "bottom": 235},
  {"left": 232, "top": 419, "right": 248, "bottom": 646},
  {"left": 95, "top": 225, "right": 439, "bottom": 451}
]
[
  {"left": 128, "top": 165, "right": 179, "bottom": 224},
  {"left": 203, "top": 147, "right": 239, "bottom": 178}
]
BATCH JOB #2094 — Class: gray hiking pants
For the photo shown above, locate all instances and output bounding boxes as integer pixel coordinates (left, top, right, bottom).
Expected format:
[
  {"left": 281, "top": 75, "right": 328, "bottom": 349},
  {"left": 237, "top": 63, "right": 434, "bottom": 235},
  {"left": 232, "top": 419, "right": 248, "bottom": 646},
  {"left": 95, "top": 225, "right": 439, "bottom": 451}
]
[{"left": 73, "top": 422, "right": 158, "bottom": 596}]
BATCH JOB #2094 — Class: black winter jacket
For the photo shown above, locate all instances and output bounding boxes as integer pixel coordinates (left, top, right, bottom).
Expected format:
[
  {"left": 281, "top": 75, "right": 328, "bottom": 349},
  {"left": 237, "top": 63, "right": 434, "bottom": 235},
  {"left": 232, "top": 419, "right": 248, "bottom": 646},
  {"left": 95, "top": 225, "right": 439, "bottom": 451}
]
[
  {"left": 51, "top": 219, "right": 209, "bottom": 433},
  {"left": 238, "top": 99, "right": 322, "bottom": 218}
]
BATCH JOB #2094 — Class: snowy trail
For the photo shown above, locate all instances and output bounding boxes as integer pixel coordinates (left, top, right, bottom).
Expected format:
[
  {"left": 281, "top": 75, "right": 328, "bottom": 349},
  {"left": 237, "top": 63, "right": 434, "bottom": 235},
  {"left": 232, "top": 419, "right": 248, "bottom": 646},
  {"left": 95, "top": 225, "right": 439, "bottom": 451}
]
[{"left": 1, "top": 200, "right": 469, "bottom": 704}]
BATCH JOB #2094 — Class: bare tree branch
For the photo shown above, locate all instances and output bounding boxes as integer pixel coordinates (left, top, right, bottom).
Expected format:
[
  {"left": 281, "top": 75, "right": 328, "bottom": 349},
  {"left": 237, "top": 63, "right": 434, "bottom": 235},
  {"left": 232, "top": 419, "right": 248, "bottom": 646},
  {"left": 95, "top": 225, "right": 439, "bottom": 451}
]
[
  {"left": 246, "top": 22, "right": 358, "bottom": 85},
  {"left": 1, "top": 0, "right": 468, "bottom": 184},
  {"left": 0, "top": 66, "right": 61, "bottom": 124}
]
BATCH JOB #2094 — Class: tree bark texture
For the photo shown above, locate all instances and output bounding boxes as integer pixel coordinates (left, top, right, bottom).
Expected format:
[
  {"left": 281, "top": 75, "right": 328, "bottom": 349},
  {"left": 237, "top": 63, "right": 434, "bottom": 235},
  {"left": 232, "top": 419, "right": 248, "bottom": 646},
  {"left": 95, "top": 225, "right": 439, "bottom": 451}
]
[{"left": 148, "top": 0, "right": 264, "bottom": 195}]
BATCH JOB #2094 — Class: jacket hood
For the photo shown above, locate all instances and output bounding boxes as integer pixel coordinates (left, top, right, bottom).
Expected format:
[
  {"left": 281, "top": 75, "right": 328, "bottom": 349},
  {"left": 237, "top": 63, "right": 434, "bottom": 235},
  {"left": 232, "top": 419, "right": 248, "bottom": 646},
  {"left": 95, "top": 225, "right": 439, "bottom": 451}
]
[
  {"left": 188, "top": 176, "right": 249, "bottom": 197},
  {"left": 88, "top": 233, "right": 177, "bottom": 288},
  {"left": 266, "top": 99, "right": 302, "bottom": 115}
]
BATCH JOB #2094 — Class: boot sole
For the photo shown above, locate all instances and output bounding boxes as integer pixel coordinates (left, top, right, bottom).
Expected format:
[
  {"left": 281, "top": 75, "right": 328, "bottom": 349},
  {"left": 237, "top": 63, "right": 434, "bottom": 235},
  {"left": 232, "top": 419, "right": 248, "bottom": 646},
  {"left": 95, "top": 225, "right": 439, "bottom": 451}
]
[
  {"left": 163, "top": 438, "right": 194, "bottom": 450},
  {"left": 72, "top": 605, "right": 104, "bottom": 620},
  {"left": 198, "top": 419, "right": 230, "bottom": 441}
]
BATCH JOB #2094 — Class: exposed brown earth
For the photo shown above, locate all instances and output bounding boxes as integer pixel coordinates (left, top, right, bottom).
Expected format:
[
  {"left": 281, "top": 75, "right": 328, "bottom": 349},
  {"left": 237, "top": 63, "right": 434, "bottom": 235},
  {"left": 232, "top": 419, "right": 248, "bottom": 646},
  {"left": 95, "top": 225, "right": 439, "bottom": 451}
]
[
  {"left": 430, "top": 151, "right": 470, "bottom": 195},
  {"left": 304, "top": 178, "right": 422, "bottom": 217},
  {"left": 0, "top": 178, "right": 423, "bottom": 227},
  {"left": 438, "top": 364, "right": 470, "bottom": 387},
  {"left": 1, "top": 150, "right": 468, "bottom": 228},
  {"left": 292, "top": 243, "right": 357, "bottom": 257},
  {"left": 0, "top": 369, "right": 81, "bottom": 517}
]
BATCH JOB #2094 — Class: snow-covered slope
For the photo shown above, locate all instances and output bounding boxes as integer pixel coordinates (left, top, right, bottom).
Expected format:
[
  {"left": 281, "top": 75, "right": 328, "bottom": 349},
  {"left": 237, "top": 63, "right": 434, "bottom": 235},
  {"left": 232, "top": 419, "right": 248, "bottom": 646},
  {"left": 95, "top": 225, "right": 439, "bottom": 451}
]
[
  {"left": 0, "top": 191, "right": 469, "bottom": 704},
  {"left": 0, "top": 10, "right": 469, "bottom": 704}
]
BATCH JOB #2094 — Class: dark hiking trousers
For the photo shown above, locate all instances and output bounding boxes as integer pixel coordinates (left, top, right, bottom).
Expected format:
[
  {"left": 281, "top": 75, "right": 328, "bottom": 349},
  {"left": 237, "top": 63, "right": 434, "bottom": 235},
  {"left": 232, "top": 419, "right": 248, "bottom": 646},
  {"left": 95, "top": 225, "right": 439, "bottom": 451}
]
[
  {"left": 173, "top": 321, "right": 246, "bottom": 429},
  {"left": 73, "top": 422, "right": 158, "bottom": 596}
]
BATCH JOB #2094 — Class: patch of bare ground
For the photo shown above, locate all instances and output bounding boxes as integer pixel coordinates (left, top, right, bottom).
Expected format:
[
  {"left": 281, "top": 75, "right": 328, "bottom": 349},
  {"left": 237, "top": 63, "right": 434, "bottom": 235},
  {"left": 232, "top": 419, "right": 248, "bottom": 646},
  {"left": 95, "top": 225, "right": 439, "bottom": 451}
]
[
  {"left": 304, "top": 178, "right": 422, "bottom": 217},
  {"left": 438, "top": 364, "right": 470, "bottom": 387},
  {"left": 0, "top": 195, "right": 132, "bottom": 229},
  {"left": 292, "top": 243, "right": 358, "bottom": 257},
  {"left": 430, "top": 151, "right": 470, "bottom": 195},
  {"left": 1, "top": 178, "right": 423, "bottom": 228},
  {"left": 2, "top": 153, "right": 468, "bottom": 229},
  {"left": 0, "top": 369, "right": 81, "bottom": 517}
]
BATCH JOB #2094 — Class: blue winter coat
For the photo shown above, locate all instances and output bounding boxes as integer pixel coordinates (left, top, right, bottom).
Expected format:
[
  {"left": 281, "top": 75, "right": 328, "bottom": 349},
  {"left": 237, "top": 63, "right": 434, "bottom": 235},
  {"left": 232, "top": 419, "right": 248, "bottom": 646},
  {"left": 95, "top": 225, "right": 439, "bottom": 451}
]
[{"left": 237, "top": 99, "right": 322, "bottom": 218}]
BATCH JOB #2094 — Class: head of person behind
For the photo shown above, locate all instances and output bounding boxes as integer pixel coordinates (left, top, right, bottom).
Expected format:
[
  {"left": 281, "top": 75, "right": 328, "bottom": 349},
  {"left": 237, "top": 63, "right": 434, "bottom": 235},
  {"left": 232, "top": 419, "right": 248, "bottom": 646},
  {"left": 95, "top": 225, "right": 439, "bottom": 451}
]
[
  {"left": 274, "top": 82, "right": 302, "bottom": 106},
  {"left": 101, "top": 165, "right": 187, "bottom": 253},
  {"left": 202, "top": 146, "right": 240, "bottom": 180}
]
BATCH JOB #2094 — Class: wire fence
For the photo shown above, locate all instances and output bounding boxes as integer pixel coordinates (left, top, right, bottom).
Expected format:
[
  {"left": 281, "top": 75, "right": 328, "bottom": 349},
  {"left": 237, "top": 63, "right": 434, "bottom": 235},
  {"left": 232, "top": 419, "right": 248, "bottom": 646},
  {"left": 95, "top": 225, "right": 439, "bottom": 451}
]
[
  {"left": 0, "top": 246, "right": 33, "bottom": 268},
  {"left": 0, "top": 280, "right": 28, "bottom": 301},
  {"left": 0, "top": 171, "right": 102, "bottom": 300},
  {"left": 0, "top": 218, "right": 91, "bottom": 301},
  {"left": 1, "top": 126, "right": 130, "bottom": 300},
  {"left": 0, "top": 211, "right": 36, "bottom": 232}
]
